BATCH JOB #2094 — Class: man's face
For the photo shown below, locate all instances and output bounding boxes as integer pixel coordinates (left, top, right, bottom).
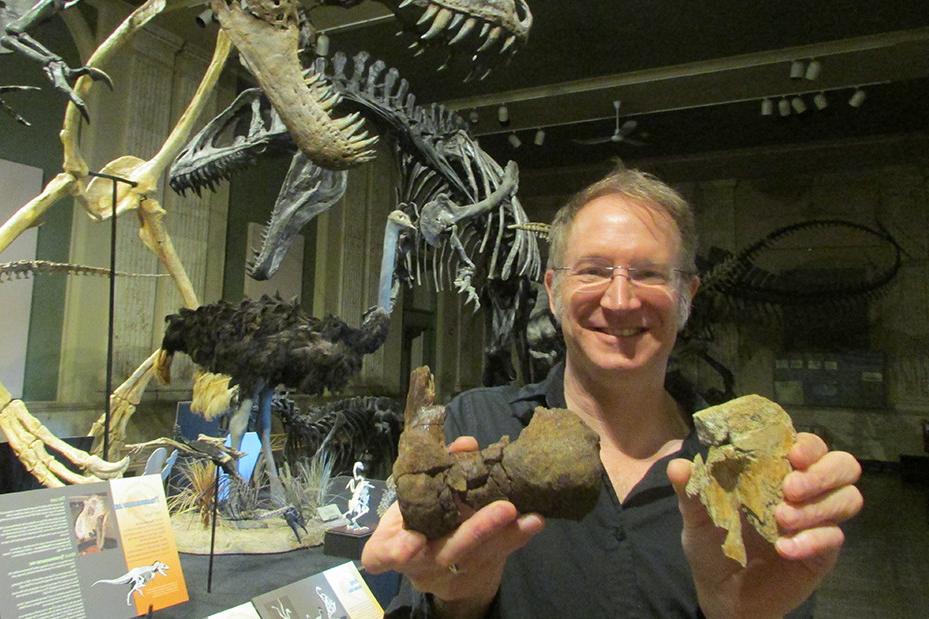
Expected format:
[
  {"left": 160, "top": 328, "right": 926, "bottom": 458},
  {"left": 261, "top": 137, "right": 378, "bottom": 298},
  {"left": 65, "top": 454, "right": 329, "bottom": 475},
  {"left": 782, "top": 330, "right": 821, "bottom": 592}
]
[{"left": 545, "top": 194, "right": 697, "bottom": 377}]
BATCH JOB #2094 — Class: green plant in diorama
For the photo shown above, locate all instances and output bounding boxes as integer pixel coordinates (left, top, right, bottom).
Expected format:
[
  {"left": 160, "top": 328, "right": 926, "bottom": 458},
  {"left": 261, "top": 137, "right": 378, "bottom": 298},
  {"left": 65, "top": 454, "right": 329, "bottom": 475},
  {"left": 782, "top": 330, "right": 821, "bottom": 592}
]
[{"left": 280, "top": 453, "right": 335, "bottom": 520}]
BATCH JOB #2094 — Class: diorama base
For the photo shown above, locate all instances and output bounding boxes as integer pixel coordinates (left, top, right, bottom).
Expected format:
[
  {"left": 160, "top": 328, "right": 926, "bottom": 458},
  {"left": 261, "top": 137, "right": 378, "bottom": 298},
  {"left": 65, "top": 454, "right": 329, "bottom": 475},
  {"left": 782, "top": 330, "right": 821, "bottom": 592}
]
[
  {"left": 171, "top": 512, "right": 326, "bottom": 555},
  {"left": 323, "top": 524, "right": 373, "bottom": 560}
]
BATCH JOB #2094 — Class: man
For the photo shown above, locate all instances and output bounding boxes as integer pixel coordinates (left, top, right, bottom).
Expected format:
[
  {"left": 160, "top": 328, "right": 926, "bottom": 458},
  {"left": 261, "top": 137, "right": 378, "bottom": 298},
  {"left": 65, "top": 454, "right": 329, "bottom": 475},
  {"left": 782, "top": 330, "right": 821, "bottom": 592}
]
[{"left": 363, "top": 165, "right": 863, "bottom": 618}]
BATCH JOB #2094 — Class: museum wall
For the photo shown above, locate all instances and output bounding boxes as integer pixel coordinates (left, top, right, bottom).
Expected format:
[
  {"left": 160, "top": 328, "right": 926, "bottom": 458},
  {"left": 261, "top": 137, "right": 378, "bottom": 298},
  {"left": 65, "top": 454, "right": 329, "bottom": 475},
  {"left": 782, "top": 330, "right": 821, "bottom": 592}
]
[{"left": 522, "top": 147, "right": 929, "bottom": 462}]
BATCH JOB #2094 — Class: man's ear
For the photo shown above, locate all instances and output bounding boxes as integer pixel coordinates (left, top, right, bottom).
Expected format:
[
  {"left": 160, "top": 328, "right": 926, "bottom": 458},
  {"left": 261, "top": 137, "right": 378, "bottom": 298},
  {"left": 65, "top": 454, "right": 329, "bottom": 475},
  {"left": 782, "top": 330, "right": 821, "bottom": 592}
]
[
  {"left": 688, "top": 274, "right": 701, "bottom": 300},
  {"left": 544, "top": 269, "right": 557, "bottom": 315}
]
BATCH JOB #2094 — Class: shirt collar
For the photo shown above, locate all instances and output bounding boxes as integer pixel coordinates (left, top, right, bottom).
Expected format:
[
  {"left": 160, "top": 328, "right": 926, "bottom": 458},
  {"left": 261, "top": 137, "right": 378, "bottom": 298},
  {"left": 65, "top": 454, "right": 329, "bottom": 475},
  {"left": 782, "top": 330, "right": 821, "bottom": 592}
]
[{"left": 508, "top": 362, "right": 566, "bottom": 422}]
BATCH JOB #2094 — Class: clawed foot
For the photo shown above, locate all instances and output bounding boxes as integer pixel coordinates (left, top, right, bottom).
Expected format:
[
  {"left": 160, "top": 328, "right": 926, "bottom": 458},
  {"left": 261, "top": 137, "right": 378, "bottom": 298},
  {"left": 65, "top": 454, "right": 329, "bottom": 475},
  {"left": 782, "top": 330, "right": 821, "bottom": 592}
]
[{"left": 43, "top": 59, "right": 114, "bottom": 121}]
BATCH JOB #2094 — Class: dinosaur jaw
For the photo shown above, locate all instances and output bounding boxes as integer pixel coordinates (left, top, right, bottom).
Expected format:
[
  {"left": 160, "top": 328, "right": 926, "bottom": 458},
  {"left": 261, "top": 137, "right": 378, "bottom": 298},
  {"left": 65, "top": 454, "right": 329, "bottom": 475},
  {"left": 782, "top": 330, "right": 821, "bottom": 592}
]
[
  {"left": 211, "top": 0, "right": 377, "bottom": 170},
  {"left": 169, "top": 89, "right": 291, "bottom": 195},
  {"left": 247, "top": 157, "right": 348, "bottom": 280}
]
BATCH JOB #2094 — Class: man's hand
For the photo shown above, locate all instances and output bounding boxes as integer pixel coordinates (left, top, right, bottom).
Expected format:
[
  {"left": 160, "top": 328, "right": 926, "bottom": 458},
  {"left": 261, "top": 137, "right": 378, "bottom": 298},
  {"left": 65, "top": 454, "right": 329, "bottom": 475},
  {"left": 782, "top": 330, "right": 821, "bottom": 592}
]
[
  {"left": 362, "top": 437, "right": 545, "bottom": 619},
  {"left": 667, "top": 432, "right": 863, "bottom": 619}
]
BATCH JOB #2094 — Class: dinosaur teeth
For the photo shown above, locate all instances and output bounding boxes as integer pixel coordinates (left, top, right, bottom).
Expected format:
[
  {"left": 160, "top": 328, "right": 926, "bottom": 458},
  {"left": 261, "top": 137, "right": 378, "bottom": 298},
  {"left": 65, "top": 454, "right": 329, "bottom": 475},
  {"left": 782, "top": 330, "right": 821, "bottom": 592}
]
[
  {"left": 399, "top": 0, "right": 415, "bottom": 8},
  {"left": 477, "top": 26, "right": 503, "bottom": 53},
  {"left": 501, "top": 34, "right": 517, "bottom": 53},
  {"left": 449, "top": 12, "right": 464, "bottom": 30},
  {"left": 421, "top": 7, "right": 453, "bottom": 40},
  {"left": 416, "top": 3, "right": 439, "bottom": 26},
  {"left": 480, "top": 22, "right": 490, "bottom": 38},
  {"left": 334, "top": 111, "right": 362, "bottom": 130},
  {"left": 449, "top": 17, "right": 476, "bottom": 45}
]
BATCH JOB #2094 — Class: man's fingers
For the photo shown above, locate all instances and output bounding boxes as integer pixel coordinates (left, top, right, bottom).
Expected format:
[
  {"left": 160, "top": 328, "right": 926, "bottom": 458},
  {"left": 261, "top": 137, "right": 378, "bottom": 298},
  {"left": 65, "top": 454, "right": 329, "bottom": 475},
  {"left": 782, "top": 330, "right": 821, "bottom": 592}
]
[
  {"left": 783, "top": 449, "right": 861, "bottom": 503},
  {"left": 777, "top": 484, "right": 863, "bottom": 532},
  {"left": 448, "top": 436, "right": 479, "bottom": 453},
  {"left": 787, "top": 432, "right": 829, "bottom": 470},
  {"left": 667, "top": 458, "right": 713, "bottom": 529},
  {"left": 361, "top": 503, "right": 428, "bottom": 574},
  {"left": 434, "top": 501, "right": 523, "bottom": 567},
  {"left": 775, "top": 525, "right": 844, "bottom": 567}
]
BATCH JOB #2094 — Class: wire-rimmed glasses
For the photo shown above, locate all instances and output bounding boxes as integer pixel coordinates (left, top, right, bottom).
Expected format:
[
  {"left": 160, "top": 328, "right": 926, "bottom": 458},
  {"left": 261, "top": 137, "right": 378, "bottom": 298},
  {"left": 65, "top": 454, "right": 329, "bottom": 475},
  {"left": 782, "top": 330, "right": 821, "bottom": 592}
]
[{"left": 552, "top": 261, "right": 692, "bottom": 294}]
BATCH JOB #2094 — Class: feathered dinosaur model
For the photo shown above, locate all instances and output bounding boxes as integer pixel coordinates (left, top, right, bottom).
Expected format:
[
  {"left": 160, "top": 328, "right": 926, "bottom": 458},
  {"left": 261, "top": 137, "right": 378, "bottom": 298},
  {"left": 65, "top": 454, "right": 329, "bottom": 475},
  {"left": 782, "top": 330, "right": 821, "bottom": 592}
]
[{"left": 154, "top": 210, "right": 414, "bottom": 523}]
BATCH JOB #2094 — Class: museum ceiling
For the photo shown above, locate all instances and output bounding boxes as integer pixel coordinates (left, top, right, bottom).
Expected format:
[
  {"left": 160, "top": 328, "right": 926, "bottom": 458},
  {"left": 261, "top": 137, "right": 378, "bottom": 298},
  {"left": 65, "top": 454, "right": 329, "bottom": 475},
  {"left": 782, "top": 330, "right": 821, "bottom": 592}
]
[{"left": 158, "top": 1, "right": 929, "bottom": 186}]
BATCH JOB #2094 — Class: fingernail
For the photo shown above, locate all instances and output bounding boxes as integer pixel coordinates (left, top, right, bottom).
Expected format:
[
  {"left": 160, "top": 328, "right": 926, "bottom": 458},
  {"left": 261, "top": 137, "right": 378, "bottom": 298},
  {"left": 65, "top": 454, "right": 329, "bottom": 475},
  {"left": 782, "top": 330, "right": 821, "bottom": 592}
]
[
  {"left": 776, "top": 536, "right": 798, "bottom": 556},
  {"left": 518, "top": 514, "right": 544, "bottom": 529}
]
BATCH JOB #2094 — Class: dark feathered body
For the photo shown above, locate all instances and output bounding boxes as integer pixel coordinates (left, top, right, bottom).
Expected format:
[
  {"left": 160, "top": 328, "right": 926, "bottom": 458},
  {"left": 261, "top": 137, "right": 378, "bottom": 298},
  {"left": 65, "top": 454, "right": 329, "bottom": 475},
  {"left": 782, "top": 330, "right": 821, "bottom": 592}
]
[{"left": 160, "top": 295, "right": 390, "bottom": 396}]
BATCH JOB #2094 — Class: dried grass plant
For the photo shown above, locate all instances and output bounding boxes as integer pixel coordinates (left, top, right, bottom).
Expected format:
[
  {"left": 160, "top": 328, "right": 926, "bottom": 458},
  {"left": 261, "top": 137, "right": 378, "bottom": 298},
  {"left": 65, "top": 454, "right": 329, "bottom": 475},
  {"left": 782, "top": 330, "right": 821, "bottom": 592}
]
[{"left": 167, "top": 459, "right": 227, "bottom": 528}]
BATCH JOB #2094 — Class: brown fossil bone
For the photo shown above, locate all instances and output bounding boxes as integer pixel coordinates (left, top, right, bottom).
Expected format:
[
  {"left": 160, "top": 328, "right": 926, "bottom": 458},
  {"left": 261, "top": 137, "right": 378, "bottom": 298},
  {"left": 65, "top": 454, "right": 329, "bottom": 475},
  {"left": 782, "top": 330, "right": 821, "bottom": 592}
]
[
  {"left": 393, "top": 366, "right": 602, "bottom": 539},
  {"left": 685, "top": 394, "right": 797, "bottom": 566}
]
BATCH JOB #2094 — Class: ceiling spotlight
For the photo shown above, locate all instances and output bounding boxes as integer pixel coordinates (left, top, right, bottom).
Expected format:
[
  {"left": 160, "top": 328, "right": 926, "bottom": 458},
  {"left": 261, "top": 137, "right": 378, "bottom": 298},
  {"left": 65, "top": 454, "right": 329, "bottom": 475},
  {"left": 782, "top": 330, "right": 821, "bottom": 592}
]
[
  {"left": 315, "top": 32, "right": 330, "bottom": 56},
  {"left": 848, "top": 88, "right": 867, "bottom": 108},
  {"left": 468, "top": 109, "right": 480, "bottom": 124},
  {"left": 760, "top": 98, "right": 774, "bottom": 116},
  {"left": 195, "top": 8, "right": 214, "bottom": 27},
  {"left": 498, "top": 105, "right": 509, "bottom": 125},
  {"left": 789, "top": 60, "right": 805, "bottom": 79},
  {"left": 778, "top": 97, "right": 791, "bottom": 117},
  {"left": 507, "top": 133, "right": 522, "bottom": 149},
  {"left": 804, "top": 59, "right": 822, "bottom": 80},
  {"left": 813, "top": 92, "right": 829, "bottom": 110},
  {"left": 791, "top": 96, "right": 807, "bottom": 114},
  {"left": 533, "top": 129, "right": 546, "bottom": 146}
]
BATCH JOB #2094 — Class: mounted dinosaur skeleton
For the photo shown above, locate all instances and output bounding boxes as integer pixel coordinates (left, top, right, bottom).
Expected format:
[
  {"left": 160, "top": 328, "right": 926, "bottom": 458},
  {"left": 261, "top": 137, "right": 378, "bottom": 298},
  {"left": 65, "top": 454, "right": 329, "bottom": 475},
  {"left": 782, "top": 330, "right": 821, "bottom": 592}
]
[
  {"left": 0, "top": 0, "right": 534, "bottom": 486},
  {"left": 171, "top": 49, "right": 541, "bottom": 384}
]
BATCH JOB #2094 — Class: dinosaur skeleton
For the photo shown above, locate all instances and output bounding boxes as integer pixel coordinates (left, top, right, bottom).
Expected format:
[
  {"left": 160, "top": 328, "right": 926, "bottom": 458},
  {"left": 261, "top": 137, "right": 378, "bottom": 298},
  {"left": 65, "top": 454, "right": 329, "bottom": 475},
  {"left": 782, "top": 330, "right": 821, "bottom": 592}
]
[
  {"left": 92, "top": 560, "right": 169, "bottom": 606},
  {"left": 0, "top": 0, "right": 533, "bottom": 486},
  {"left": 0, "top": 259, "right": 170, "bottom": 281},
  {"left": 171, "top": 49, "right": 541, "bottom": 383}
]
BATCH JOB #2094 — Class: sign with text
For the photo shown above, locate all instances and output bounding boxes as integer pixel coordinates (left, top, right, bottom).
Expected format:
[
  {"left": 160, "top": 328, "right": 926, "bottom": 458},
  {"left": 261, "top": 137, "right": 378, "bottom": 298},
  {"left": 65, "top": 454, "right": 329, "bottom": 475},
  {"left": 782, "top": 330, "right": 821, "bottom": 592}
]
[
  {"left": 252, "top": 562, "right": 381, "bottom": 619},
  {"left": 0, "top": 475, "right": 187, "bottom": 618}
]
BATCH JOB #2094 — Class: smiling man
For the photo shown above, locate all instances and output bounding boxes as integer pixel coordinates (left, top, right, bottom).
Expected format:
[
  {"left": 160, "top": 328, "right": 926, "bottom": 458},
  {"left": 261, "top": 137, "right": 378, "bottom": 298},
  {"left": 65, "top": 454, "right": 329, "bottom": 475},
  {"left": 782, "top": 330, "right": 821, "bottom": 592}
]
[{"left": 364, "top": 164, "right": 863, "bottom": 618}]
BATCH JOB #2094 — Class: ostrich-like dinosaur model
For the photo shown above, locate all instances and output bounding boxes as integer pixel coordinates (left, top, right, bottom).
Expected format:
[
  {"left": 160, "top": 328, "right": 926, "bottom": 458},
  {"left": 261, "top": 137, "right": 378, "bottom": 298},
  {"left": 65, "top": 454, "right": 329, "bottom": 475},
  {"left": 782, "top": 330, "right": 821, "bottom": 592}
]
[
  {"left": 154, "top": 210, "right": 414, "bottom": 509},
  {"left": 0, "top": 0, "right": 533, "bottom": 487}
]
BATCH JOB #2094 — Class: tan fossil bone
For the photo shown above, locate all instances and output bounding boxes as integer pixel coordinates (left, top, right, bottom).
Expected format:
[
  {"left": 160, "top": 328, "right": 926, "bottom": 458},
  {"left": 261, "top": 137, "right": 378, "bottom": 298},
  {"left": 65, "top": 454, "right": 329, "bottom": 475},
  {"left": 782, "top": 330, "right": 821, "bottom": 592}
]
[
  {"left": 393, "top": 366, "right": 602, "bottom": 539},
  {"left": 686, "top": 394, "right": 796, "bottom": 567}
]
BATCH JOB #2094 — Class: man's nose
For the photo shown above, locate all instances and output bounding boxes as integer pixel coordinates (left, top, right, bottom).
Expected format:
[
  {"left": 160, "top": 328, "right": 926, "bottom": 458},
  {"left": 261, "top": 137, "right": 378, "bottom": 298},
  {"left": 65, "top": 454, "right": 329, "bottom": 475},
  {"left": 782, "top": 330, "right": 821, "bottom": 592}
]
[{"left": 600, "top": 270, "right": 641, "bottom": 310}]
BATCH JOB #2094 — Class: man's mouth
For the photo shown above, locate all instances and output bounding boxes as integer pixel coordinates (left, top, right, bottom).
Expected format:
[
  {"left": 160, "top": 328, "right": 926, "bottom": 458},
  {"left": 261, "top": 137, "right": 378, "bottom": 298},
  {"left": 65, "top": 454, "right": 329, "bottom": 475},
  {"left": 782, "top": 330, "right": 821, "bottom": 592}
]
[{"left": 595, "top": 326, "right": 647, "bottom": 337}]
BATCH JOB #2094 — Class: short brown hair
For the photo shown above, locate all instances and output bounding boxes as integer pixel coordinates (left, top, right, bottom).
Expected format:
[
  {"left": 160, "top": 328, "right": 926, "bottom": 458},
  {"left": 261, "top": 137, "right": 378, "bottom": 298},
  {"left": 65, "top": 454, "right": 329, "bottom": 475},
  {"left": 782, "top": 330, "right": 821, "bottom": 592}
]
[{"left": 547, "top": 163, "right": 697, "bottom": 273}]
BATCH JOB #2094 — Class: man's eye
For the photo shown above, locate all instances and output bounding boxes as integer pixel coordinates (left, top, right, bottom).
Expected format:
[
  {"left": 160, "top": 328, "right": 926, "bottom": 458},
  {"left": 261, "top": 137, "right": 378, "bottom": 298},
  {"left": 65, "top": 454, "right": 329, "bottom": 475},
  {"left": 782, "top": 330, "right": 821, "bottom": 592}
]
[
  {"left": 576, "top": 266, "right": 610, "bottom": 278},
  {"left": 633, "top": 268, "right": 668, "bottom": 283}
]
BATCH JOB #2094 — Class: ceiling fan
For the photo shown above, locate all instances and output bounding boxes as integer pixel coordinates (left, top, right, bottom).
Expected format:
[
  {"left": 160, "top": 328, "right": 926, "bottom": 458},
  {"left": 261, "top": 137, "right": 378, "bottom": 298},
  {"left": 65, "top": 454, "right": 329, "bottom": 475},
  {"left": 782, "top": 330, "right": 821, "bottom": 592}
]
[{"left": 573, "top": 100, "right": 646, "bottom": 146}]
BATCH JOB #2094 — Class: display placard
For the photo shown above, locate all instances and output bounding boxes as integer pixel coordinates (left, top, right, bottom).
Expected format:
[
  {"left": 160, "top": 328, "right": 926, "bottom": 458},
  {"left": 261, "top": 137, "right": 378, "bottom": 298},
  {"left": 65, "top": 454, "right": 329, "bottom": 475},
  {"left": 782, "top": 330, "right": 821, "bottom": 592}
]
[
  {"left": 252, "top": 561, "right": 382, "bottom": 619},
  {"left": 0, "top": 475, "right": 188, "bottom": 618}
]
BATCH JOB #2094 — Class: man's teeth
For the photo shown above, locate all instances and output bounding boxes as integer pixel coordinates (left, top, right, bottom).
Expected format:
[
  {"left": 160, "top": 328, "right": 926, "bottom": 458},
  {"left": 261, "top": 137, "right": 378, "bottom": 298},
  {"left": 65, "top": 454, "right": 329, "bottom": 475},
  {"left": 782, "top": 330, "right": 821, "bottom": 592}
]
[{"left": 612, "top": 328, "right": 644, "bottom": 337}]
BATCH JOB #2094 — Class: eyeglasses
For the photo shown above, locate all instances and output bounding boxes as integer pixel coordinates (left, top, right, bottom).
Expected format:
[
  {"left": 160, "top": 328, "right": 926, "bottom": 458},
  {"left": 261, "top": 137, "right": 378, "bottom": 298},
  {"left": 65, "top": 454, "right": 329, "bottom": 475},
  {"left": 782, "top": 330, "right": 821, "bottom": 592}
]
[{"left": 552, "top": 262, "right": 691, "bottom": 293}]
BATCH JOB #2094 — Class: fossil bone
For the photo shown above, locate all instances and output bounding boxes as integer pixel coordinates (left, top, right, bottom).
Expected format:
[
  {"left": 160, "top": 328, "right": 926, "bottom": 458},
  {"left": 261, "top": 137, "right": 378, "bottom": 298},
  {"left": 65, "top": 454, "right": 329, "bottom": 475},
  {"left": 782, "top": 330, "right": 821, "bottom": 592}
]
[
  {"left": 686, "top": 394, "right": 796, "bottom": 567},
  {"left": 393, "top": 366, "right": 602, "bottom": 539}
]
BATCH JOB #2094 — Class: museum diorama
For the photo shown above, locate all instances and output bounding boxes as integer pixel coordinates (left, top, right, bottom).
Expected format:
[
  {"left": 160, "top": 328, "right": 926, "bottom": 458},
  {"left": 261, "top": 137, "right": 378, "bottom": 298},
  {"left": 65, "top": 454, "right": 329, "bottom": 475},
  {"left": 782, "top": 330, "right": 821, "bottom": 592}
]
[{"left": 1, "top": 1, "right": 928, "bottom": 617}]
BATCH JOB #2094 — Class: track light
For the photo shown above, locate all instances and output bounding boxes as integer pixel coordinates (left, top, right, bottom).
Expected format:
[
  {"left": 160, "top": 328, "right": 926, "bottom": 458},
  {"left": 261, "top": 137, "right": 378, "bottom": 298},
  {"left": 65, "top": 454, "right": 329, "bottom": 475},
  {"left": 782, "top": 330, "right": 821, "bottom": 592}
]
[
  {"left": 195, "top": 8, "right": 214, "bottom": 27},
  {"left": 778, "top": 97, "right": 791, "bottom": 117},
  {"left": 468, "top": 109, "right": 480, "bottom": 124},
  {"left": 760, "top": 98, "right": 774, "bottom": 116},
  {"left": 813, "top": 92, "right": 829, "bottom": 110},
  {"left": 315, "top": 32, "right": 330, "bottom": 56},
  {"left": 848, "top": 88, "right": 867, "bottom": 108},
  {"left": 507, "top": 132, "right": 522, "bottom": 148},
  {"left": 533, "top": 129, "right": 545, "bottom": 146},
  {"left": 804, "top": 59, "right": 822, "bottom": 81},
  {"left": 790, "top": 96, "right": 807, "bottom": 114},
  {"left": 497, "top": 105, "right": 509, "bottom": 125},
  {"left": 789, "top": 60, "right": 805, "bottom": 80}
]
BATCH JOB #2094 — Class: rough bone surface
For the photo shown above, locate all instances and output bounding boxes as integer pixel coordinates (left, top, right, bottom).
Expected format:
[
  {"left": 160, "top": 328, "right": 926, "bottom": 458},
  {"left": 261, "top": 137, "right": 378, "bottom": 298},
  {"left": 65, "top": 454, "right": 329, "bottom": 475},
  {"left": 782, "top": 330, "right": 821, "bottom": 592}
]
[
  {"left": 394, "top": 367, "right": 601, "bottom": 539},
  {"left": 686, "top": 394, "right": 796, "bottom": 566}
]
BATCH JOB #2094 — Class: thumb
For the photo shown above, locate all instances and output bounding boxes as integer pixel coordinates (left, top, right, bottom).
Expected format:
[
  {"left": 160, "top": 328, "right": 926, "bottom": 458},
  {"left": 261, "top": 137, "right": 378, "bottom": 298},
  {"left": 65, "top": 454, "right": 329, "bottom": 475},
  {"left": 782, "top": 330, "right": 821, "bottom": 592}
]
[{"left": 667, "top": 458, "right": 712, "bottom": 529}]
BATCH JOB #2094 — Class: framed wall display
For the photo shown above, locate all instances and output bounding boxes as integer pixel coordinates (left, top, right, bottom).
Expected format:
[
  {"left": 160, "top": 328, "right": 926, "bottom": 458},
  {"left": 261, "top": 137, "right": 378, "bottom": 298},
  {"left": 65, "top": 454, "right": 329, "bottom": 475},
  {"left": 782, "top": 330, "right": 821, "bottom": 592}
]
[{"left": 0, "top": 159, "right": 43, "bottom": 399}]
